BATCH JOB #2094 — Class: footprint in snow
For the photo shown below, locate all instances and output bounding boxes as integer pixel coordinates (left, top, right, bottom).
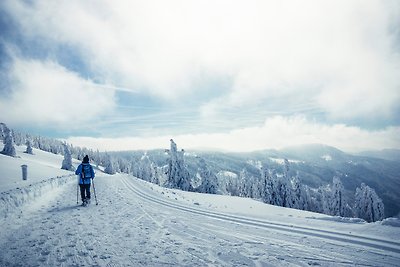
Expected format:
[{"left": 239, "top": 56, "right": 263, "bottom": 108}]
[
  {"left": 78, "top": 251, "right": 89, "bottom": 257},
  {"left": 38, "top": 257, "right": 47, "bottom": 262},
  {"left": 57, "top": 257, "right": 67, "bottom": 263},
  {"left": 40, "top": 249, "right": 51, "bottom": 256},
  {"left": 99, "top": 255, "right": 111, "bottom": 259}
]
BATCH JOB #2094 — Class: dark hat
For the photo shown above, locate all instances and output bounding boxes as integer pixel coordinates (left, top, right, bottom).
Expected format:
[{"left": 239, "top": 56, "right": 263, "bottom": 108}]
[{"left": 83, "top": 155, "right": 89, "bottom": 163}]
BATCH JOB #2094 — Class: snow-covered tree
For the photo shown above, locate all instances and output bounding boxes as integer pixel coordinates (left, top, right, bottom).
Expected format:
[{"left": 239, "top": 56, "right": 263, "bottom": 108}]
[
  {"left": 260, "top": 167, "right": 276, "bottom": 204},
  {"left": 154, "top": 165, "right": 167, "bottom": 186},
  {"left": 61, "top": 143, "right": 74, "bottom": 171},
  {"left": 330, "top": 176, "right": 346, "bottom": 216},
  {"left": 0, "top": 123, "right": 6, "bottom": 139},
  {"left": 137, "top": 153, "right": 156, "bottom": 182},
  {"left": 25, "top": 139, "right": 33, "bottom": 154},
  {"left": 217, "top": 171, "right": 239, "bottom": 196},
  {"left": 1, "top": 125, "right": 17, "bottom": 157},
  {"left": 104, "top": 154, "right": 116, "bottom": 175},
  {"left": 238, "top": 168, "right": 252, "bottom": 197},
  {"left": 277, "top": 159, "right": 291, "bottom": 207},
  {"left": 321, "top": 184, "right": 332, "bottom": 215},
  {"left": 196, "top": 157, "right": 218, "bottom": 194},
  {"left": 12, "top": 130, "right": 24, "bottom": 146},
  {"left": 320, "top": 177, "right": 349, "bottom": 217},
  {"left": 165, "top": 139, "right": 192, "bottom": 191},
  {"left": 117, "top": 157, "right": 130, "bottom": 174},
  {"left": 130, "top": 159, "right": 140, "bottom": 178},
  {"left": 354, "top": 183, "right": 385, "bottom": 222},
  {"left": 288, "top": 174, "right": 307, "bottom": 210}
]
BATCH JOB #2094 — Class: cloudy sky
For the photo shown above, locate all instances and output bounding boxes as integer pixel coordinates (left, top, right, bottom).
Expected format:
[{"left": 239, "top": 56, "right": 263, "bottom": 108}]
[{"left": 0, "top": 0, "right": 399, "bottom": 152}]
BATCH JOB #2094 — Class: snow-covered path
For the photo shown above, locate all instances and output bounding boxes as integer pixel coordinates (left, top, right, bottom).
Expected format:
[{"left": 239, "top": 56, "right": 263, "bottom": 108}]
[{"left": 1, "top": 174, "right": 399, "bottom": 267}]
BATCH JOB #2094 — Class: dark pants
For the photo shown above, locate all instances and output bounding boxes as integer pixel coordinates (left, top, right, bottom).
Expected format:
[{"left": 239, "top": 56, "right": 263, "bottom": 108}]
[{"left": 79, "top": 184, "right": 91, "bottom": 202}]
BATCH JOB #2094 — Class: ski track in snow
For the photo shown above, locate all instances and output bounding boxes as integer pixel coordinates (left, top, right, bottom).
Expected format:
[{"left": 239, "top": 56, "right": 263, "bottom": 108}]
[
  {"left": 0, "top": 174, "right": 399, "bottom": 267},
  {"left": 119, "top": 176, "right": 400, "bottom": 266}
]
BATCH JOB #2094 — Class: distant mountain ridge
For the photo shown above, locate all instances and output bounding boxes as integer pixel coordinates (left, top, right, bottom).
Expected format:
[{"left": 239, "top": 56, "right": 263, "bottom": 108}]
[
  {"left": 182, "top": 144, "right": 400, "bottom": 218},
  {"left": 356, "top": 149, "right": 400, "bottom": 162}
]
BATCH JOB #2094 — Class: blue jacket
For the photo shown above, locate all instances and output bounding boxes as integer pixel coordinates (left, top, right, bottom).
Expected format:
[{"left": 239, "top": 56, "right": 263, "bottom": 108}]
[{"left": 75, "top": 163, "right": 95, "bottom": 185}]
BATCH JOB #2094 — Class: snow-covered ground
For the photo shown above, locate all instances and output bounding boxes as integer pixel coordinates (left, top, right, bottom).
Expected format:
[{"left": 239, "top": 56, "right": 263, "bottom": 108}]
[
  {"left": 1, "top": 147, "right": 400, "bottom": 266},
  {"left": 0, "top": 144, "right": 80, "bottom": 192}
]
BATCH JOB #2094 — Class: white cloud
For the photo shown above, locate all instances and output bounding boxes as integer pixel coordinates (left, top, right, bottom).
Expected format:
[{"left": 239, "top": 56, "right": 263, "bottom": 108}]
[
  {"left": 67, "top": 116, "right": 400, "bottom": 153},
  {"left": 0, "top": 57, "right": 115, "bottom": 128},
  {"left": 4, "top": 0, "right": 400, "bottom": 121}
]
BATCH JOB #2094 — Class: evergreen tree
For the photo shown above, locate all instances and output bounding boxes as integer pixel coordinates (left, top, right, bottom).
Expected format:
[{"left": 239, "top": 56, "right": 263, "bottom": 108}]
[
  {"left": 0, "top": 123, "right": 6, "bottom": 139},
  {"left": 104, "top": 154, "right": 116, "bottom": 174},
  {"left": 289, "top": 174, "right": 306, "bottom": 210},
  {"left": 197, "top": 157, "right": 218, "bottom": 194},
  {"left": 25, "top": 140, "right": 33, "bottom": 154},
  {"left": 238, "top": 168, "right": 252, "bottom": 197},
  {"left": 130, "top": 159, "right": 140, "bottom": 178},
  {"left": 117, "top": 157, "right": 129, "bottom": 173},
  {"left": 321, "top": 184, "right": 332, "bottom": 215},
  {"left": 354, "top": 183, "right": 385, "bottom": 222},
  {"left": 219, "top": 171, "right": 239, "bottom": 196},
  {"left": 278, "top": 159, "right": 291, "bottom": 207},
  {"left": 306, "top": 186, "right": 324, "bottom": 213},
  {"left": 320, "top": 177, "right": 349, "bottom": 217},
  {"left": 264, "top": 168, "right": 283, "bottom": 206},
  {"left": 166, "top": 139, "right": 192, "bottom": 191},
  {"left": 61, "top": 143, "right": 74, "bottom": 171},
  {"left": 1, "top": 125, "right": 17, "bottom": 157},
  {"left": 260, "top": 167, "right": 276, "bottom": 204},
  {"left": 330, "top": 176, "right": 346, "bottom": 216},
  {"left": 138, "top": 153, "right": 154, "bottom": 182}
]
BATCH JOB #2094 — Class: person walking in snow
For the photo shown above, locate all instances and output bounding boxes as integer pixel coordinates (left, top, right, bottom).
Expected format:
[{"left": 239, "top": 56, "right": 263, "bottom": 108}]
[{"left": 75, "top": 155, "right": 95, "bottom": 206}]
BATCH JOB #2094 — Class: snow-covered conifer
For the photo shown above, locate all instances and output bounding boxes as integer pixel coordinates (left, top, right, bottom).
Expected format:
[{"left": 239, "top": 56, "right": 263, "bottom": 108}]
[
  {"left": 278, "top": 159, "right": 291, "bottom": 207},
  {"left": 138, "top": 153, "right": 155, "bottom": 182},
  {"left": 1, "top": 125, "right": 17, "bottom": 157},
  {"left": 238, "top": 168, "right": 251, "bottom": 197},
  {"left": 288, "top": 174, "right": 306, "bottom": 210},
  {"left": 25, "top": 140, "right": 33, "bottom": 154},
  {"left": 117, "top": 157, "right": 129, "bottom": 173},
  {"left": 320, "top": 177, "right": 349, "bottom": 217},
  {"left": 12, "top": 130, "right": 23, "bottom": 146},
  {"left": 308, "top": 187, "right": 325, "bottom": 213},
  {"left": 61, "top": 143, "right": 74, "bottom": 171},
  {"left": 196, "top": 157, "right": 218, "bottom": 194},
  {"left": 166, "top": 139, "right": 192, "bottom": 191},
  {"left": 330, "top": 176, "right": 346, "bottom": 216},
  {"left": 321, "top": 184, "right": 332, "bottom": 215},
  {"left": 130, "top": 160, "right": 140, "bottom": 178},
  {"left": 104, "top": 154, "right": 116, "bottom": 174},
  {"left": 354, "top": 183, "right": 385, "bottom": 222},
  {"left": 218, "top": 172, "right": 239, "bottom": 196},
  {"left": 0, "top": 123, "right": 6, "bottom": 139},
  {"left": 260, "top": 167, "right": 275, "bottom": 204}
]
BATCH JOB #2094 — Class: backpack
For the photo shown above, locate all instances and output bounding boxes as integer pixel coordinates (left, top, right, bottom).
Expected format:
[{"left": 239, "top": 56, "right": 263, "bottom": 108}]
[{"left": 82, "top": 164, "right": 92, "bottom": 179}]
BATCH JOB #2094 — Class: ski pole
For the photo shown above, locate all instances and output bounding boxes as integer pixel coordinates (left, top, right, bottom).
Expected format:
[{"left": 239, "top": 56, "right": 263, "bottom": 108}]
[
  {"left": 92, "top": 178, "right": 98, "bottom": 205},
  {"left": 76, "top": 183, "right": 79, "bottom": 205}
]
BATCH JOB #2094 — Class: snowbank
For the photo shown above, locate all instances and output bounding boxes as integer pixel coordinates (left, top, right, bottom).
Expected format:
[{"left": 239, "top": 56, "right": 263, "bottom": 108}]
[
  {"left": 0, "top": 174, "right": 75, "bottom": 218},
  {"left": 306, "top": 216, "right": 366, "bottom": 224},
  {"left": 380, "top": 217, "right": 400, "bottom": 227},
  {"left": 0, "top": 144, "right": 79, "bottom": 218}
]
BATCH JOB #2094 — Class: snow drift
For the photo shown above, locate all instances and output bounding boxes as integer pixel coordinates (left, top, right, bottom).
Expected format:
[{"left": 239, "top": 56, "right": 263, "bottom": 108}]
[{"left": 0, "top": 174, "right": 75, "bottom": 218}]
